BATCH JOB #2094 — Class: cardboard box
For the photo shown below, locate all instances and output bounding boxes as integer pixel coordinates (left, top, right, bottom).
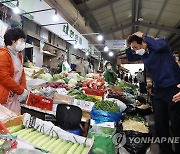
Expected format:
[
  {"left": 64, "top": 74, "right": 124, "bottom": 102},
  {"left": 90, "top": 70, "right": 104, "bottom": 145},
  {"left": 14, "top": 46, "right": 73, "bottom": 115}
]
[
  {"left": 53, "top": 93, "right": 74, "bottom": 104},
  {"left": 26, "top": 93, "right": 53, "bottom": 111},
  {"left": 109, "top": 85, "right": 122, "bottom": 92}
]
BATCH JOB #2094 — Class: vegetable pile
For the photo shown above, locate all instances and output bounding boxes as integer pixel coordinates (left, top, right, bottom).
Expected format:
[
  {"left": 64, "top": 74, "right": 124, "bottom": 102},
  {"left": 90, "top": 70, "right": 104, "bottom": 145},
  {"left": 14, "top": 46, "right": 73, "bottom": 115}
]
[
  {"left": 82, "top": 77, "right": 106, "bottom": 91},
  {"left": 94, "top": 100, "right": 119, "bottom": 113},
  {"left": 42, "top": 82, "right": 68, "bottom": 90},
  {"left": 7, "top": 125, "right": 90, "bottom": 154},
  {"left": 108, "top": 89, "right": 132, "bottom": 104}
]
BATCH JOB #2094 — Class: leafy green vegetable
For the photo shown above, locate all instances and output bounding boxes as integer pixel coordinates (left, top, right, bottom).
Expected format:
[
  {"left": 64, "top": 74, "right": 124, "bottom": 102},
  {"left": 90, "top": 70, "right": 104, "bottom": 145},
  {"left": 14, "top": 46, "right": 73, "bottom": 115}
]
[
  {"left": 94, "top": 100, "right": 119, "bottom": 113},
  {"left": 52, "top": 74, "right": 61, "bottom": 81},
  {"left": 68, "top": 89, "right": 84, "bottom": 96}
]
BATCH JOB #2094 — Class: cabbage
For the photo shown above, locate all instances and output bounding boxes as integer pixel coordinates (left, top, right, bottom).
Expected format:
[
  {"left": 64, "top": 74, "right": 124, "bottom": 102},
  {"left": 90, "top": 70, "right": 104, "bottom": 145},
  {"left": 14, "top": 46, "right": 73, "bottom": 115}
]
[
  {"left": 57, "top": 79, "right": 65, "bottom": 84},
  {"left": 38, "top": 73, "right": 52, "bottom": 82},
  {"left": 53, "top": 74, "right": 61, "bottom": 81},
  {"left": 68, "top": 79, "right": 78, "bottom": 85}
]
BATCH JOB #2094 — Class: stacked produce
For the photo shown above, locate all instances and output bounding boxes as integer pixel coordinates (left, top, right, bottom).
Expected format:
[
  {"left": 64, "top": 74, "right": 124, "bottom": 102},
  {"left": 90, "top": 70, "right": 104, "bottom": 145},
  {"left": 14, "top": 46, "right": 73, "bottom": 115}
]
[
  {"left": 94, "top": 100, "right": 119, "bottom": 113},
  {"left": 42, "top": 82, "right": 68, "bottom": 90},
  {"left": 68, "top": 89, "right": 98, "bottom": 103},
  {"left": 7, "top": 125, "right": 90, "bottom": 154},
  {"left": 117, "top": 80, "right": 137, "bottom": 94},
  {"left": 82, "top": 77, "right": 106, "bottom": 91},
  {"left": 122, "top": 115, "right": 149, "bottom": 133},
  {"left": 107, "top": 89, "right": 133, "bottom": 104}
]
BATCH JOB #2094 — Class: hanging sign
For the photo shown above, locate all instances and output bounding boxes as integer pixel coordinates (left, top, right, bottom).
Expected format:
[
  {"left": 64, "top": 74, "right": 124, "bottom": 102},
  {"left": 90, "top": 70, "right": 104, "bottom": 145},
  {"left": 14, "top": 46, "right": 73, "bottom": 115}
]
[{"left": 105, "top": 40, "right": 126, "bottom": 50}]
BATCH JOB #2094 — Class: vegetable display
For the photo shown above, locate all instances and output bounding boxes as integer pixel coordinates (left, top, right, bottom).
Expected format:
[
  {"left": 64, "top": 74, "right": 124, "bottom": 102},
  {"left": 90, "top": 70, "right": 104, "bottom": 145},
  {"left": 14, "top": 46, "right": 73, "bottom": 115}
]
[
  {"left": 82, "top": 77, "right": 106, "bottom": 91},
  {"left": 94, "top": 100, "right": 119, "bottom": 113},
  {"left": 108, "top": 89, "right": 132, "bottom": 104},
  {"left": 7, "top": 125, "right": 90, "bottom": 154},
  {"left": 42, "top": 82, "right": 68, "bottom": 90}
]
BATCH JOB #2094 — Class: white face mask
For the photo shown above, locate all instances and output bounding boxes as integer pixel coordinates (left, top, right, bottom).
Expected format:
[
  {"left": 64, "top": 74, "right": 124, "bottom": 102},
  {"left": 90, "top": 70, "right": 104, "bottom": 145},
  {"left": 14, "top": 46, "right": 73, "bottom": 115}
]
[
  {"left": 107, "top": 66, "right": 112, "bottom": 70},
  {"left": 136, "top": 48, "right": 145, "bottom": 56},
  {"left": 15, "top": 40, "right": 25, "bottom": 51}
]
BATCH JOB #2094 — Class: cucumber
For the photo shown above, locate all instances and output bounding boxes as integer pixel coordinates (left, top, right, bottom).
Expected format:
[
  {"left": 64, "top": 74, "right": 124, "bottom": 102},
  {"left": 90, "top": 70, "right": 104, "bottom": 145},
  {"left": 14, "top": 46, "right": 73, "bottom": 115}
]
[
  {"left": 31, "top": 134, "right": 47, "bottom": 145},
  {"left": 41, "top": 137, "right": 58, "bottom": 149},
  {"left": 51, "top": 141, "right": 67, "bottom": 153},
  {"left": 27, "top": 132, "right": 43, "bottom": 143},
  {"left": 18, "top": 128, "right": 34, "bottom": 138},
  {"left": 8, "top": 125, "right": 24, "bottom": 134},
  {"left": 81, "top": 146, "right": 90, "bottom": 154},
  {"left": 11, "top": 128, "right": 26, "bottom": 136},
  {"left": 36, "top": 135, "right": 52, "bottom": 148},
  {"left": 46, "top": 138, "right": 62, "bottom": 151},
  {"left": 57, "top": 142, "right": 73, "bottom": 154},
  {"left": 67, "top": 143, "right": 79, "bottom": 154},
  {"left": 74, "top": 144, "right": 84, "bottom": 154},
  {"left": 21, "top": 130, "right": 37, "bottom": 140}
]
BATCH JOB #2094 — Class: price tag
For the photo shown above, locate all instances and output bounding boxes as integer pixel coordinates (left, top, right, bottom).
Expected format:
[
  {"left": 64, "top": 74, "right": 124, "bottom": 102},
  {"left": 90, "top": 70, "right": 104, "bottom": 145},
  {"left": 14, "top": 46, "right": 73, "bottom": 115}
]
[{"left": 73, "top": 99, "right": 94, "bottom": 112}]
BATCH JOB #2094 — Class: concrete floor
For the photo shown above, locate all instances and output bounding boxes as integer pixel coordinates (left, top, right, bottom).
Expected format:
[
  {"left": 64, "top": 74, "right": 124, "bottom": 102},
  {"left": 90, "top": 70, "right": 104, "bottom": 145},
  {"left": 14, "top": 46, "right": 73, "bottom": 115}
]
[{"left": 147, "top": 115, "right": 160, "bottom": 154}]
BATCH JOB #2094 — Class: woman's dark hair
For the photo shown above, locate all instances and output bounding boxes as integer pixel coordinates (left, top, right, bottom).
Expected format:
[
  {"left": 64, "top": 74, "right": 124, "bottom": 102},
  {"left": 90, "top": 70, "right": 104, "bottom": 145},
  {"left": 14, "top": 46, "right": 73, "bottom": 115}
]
[
  {"left": 4, "top": 28, "right": 26, "bottom": 46},
  {"left": 127, "top": 35, "right": 143, "bottom": 45},
  {"left": 105, "top": 61, "right": 112, "bottom": 68}
]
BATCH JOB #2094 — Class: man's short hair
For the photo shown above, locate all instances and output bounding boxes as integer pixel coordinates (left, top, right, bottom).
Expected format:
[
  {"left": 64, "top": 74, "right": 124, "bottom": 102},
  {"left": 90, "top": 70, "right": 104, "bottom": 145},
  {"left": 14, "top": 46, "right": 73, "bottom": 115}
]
[
  {"left": 127, "top": 35, "right": 143, "bottom": 45},
  {"left": 4, "top": 28, "right": 26, "bottom": 46}
]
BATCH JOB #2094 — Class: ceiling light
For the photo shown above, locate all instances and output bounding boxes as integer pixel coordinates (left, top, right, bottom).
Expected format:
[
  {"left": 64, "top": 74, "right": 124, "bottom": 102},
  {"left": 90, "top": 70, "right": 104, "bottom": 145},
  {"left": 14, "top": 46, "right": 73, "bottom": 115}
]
[
  {"left": 109, "top": 51, "right": 114, "bottom": 57},
  {"left": 85, "top": 52, "right": 89, "bottom": 56},
  {"left": 53, "top": 14, "right": 59, "bottom": 21},
  {"left": 104, "top": 46, "right": 109, "bottom": 52},
  {"left": 13, "top": 0, "right": 20, "bottom": 14},
  {"left": 138, "top": 17, "right": 143, "bottom": 21},
  {"left": 97, "top": 34, "right": 103, "bottom": 41},
  {"left": 13, "top": 7, "right": 20, "bottom": 14},
  {"left": 74, "top": 44, "right": 78, "bottom": 49}
]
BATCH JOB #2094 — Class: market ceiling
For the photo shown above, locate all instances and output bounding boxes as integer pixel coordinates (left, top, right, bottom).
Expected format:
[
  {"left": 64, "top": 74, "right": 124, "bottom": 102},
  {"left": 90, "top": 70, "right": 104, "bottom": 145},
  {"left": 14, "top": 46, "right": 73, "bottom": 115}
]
[{"left": 49, "top": 0, "right": 180, "bottom": 53}]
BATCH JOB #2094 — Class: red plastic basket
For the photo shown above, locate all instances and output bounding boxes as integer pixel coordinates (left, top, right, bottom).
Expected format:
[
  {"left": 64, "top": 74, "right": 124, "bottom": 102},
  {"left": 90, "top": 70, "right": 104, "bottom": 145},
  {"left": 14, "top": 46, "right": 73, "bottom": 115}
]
[{"left": 82, "top": 87, "right": 105, "bottom": 96}]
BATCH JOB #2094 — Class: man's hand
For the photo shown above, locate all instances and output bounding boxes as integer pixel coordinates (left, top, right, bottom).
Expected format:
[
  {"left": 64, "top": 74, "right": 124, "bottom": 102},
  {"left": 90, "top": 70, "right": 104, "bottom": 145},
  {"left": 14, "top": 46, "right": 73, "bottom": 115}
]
[
  {"left": 172, "top": 84, "right": 180, "bottom": 103},
  {"left": 133, "top": 31, "right": 144, "bottom": 38}
]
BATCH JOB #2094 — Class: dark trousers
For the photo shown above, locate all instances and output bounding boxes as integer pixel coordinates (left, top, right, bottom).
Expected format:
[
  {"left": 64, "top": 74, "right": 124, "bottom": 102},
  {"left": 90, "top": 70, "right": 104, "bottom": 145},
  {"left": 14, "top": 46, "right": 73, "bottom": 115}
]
[
  {"left": 139, "top": 82, "right": 147, "bottom": 94},
  {"left": 153, "top": 84, "right": 180, "bottom": 154}
]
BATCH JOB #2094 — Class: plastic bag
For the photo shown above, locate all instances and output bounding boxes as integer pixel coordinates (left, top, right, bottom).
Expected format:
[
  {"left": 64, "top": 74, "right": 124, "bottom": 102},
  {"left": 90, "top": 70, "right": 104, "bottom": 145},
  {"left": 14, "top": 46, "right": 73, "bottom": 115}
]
[
  {"left": 116, "top": 121, "right": 151, "bottom": 154},
  {"left": 90, "top": 107, "right": 122, "bottom": 124},
  {"left": 123, "top": 104, "right": 137, "bottom": 115},
  {"left": 88, "top": 126, "right": 116, "bottom": 154},
  {"left": 123, "top": 130, "right": 151, "bottom": 154},
  {"left": 136, "top": 107, "right": 152, "bottom": 116}
]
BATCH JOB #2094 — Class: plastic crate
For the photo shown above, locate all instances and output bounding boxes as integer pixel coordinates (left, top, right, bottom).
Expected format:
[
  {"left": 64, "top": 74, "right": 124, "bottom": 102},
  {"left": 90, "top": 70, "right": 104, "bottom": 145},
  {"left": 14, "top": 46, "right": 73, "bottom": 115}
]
[{"left": 83, "top": 87, "right": 105, "bottom": 96}]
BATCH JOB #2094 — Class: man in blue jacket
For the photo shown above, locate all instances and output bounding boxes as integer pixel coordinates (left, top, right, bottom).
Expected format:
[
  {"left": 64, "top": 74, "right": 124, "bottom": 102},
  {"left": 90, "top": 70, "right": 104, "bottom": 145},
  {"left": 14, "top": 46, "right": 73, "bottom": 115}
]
[{"left": 126, "top": 32, "right": 180, "bottom": 154}]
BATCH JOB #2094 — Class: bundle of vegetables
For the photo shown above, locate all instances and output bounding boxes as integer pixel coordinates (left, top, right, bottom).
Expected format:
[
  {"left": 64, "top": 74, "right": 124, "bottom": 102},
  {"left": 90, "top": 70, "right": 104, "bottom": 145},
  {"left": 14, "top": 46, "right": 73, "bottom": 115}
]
[
  {"left": 82, "top": 77, "right": 106, "bottom": 91},
  {"left": 38, "top": 73, "right": 53, "bottom": 82},
  {"left": 42, "top": 82, "right": 68, "bottom": 90},
  {"left": 94, "top": 100, "right": 119, "bottom": 113},
  {"left": 118, "top": 81, "right": 137, "bottom": 91},
  {"left": 68, "top": 89, "right": 84, "bottom": 96},
  {"left": 123, "top": 115, "right": 148, "bottom": 133},
  {"left": 68, "top": 89, "right": 98, "bottom": 102},
  {"left": 52, "top": 74, "right": 61, "bottom": 81},
  {"left": 7, "top": 125, "right": 90, "bottom": 154},
  {"left": 108, "top": 89, "right": 132, "bottom": 104}
]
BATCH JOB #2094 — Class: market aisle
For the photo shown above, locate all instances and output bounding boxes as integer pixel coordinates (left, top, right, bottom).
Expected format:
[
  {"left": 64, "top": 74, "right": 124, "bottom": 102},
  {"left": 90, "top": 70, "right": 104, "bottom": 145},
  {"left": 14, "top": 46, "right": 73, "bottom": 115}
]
[{"left": 148, "top": 115, "right": 160, "bottom": 154}]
